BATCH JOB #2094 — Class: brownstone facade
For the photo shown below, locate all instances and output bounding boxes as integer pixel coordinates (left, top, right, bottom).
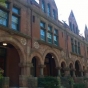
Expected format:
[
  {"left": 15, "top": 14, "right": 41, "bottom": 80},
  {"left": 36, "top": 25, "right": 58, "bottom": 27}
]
[{"left": 0, "top": 0, "right": 88, "bottom": 87}]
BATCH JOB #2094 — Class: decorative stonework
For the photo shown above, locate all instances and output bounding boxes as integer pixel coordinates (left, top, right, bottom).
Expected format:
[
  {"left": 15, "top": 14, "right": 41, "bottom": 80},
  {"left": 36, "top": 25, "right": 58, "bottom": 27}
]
[
  {"left": 61, "top": 51, "right": 64, "bottom": 57},
  {"left": 39, "top": 46, "right": 46, "bottom": 55},
  {"left": 87, "top": 60, "right": 88, "bottom": 64},
  {"left": 69, "top": 53, "right": 71, "bottom": 58},
  {"left": 21, "top": 38, "right": 27, "bottom": 45},
  {"left": 82, "top": 58, "right": 84, "bottom": 63},
  {"left": 34, "top": 41, "right": 39, "bottom": 49},
  {"left": 27, "top": 46, "right": 30, "bottom": 54}
]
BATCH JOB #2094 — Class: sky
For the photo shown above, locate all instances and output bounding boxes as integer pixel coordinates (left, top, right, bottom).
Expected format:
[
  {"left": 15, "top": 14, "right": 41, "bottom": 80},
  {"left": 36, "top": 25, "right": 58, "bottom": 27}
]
[{"left": 54, "top": 0, "right": 88, "bottom": 36}]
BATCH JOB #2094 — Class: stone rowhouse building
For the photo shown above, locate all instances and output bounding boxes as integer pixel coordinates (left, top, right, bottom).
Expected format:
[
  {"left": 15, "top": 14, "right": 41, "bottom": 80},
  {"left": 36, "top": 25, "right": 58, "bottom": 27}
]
[{"left": 0, "top": 0, "right": 88, "bottom": 87}]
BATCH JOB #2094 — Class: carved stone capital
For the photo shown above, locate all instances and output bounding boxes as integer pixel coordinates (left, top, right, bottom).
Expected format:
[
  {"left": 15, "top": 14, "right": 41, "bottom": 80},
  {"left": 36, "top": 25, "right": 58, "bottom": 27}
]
[
  {"left": 64, "top": 67, "right": 70, "bottom": 71},
  {"left": 19, "top": 62, "right": 33, "bottom": 67},
  {"left": 70, "top": 68, "right": 76, "bottom": 71},
  {"left": 39, "top": 65, "right": 46, "bottom": 68},
  {"left": 56, "top": 66, "right": 62, "bottom": 70}
]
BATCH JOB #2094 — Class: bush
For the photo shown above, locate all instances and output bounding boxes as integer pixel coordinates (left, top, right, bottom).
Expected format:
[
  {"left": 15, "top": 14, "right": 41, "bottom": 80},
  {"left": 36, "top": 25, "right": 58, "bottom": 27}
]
[
  {"left": 73, "top": 83, "right": 86, "bottom": 88},
  {"left": 38, "top": 76, "right": 61, "bottom": 88}
]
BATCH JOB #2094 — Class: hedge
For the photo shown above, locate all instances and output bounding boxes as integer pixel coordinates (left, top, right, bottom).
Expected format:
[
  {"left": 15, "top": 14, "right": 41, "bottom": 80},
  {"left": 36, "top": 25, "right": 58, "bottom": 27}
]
[{"left": 38, "top": 76, "right": 61, "bottom": 88}]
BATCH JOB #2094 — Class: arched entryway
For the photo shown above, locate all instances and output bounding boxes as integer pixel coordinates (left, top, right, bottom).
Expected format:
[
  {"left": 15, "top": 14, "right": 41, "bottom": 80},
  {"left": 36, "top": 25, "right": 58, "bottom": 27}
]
[
  {"left": 75, "top": 60, "right": 81, "bottom": 77},
  {"left": 0, "top": 42, "right": 20, "bottom": 87},
  {"left": 60, "top": 62, "right": 66, "bottom": 77},
  {"left": 69, "top": 63, "right": 73, "bottom": 77},
  {"left": 44, "top": 53, "right": 57, "bottom": 76},
  {"left": 31, "top": 56, "right": 40, "bottom": 77}
]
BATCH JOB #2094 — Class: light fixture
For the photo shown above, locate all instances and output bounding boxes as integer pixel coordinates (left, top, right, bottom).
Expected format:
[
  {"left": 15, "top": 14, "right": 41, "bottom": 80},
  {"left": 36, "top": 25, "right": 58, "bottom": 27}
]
[
  {"left": 3, "top": 43, "right": 7, "bottom": 46},
  {"left": 52, "top": 56, "right": 54, "bottom": 58}
]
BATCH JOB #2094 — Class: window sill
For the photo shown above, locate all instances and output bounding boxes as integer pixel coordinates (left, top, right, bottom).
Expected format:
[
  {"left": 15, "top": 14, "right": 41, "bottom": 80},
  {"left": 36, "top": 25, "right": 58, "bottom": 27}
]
[
  {"left": 0, "top": 25, "right": 31, "bottom": 39},
  {"left": 37, "top": 40, "right": 62, "bottom": 51},
  {"left": 70, "top": 52, "right": 83, "bottom": 58}
]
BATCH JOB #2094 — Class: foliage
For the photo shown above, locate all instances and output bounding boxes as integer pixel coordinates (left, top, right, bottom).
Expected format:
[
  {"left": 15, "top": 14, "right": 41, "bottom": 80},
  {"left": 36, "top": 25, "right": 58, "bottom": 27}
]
[
  {"left": 0, "top": 0, "right": 6, "bottom": 3},
  {"left": 38, "top": 76, "right": 61, "bottom": 88},
  {"left": 68, "top": 77, "right": 74, "bottom": 85},
  {"left": 73, "top": 83, "right": 86, "bottom": 88},
  {"left": 0, "top": 72, "right": 3, "bottom": 79}
]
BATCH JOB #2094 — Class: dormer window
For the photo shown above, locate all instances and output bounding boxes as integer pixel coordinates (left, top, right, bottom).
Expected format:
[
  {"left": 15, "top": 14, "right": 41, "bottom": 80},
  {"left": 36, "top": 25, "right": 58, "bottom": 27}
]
[
  {"left": 42, "top": 0, "right": 45, "bottom": 12},
  {"left": 47, "top": 3, "right": 51, "bottom": 16},
  {"left": 70, "top": 22, "right": 72, "bottom": 31},
  {"left": 53, "top": 9, "right": 56, "bottom": 19}
]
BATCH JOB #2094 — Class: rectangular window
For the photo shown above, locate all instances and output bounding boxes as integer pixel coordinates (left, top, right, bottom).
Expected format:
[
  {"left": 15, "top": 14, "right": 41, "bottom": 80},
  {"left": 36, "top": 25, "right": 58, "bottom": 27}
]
[
  {"left": 78, "top": 42, "right": 80, "bottom": 54},
  {"left": 47, "top": 32, "right": 52, "bottom": 43},
  {"left": 71, "top": 38, "right": 74, "bottom": 53},
  {"left": 54, "top": 35, "right": 58, "bottom": 45},
  {"left": 74, "top": 40, "right": 77, "bottom": 53},
  {"left": 40, "top": 21, "right": 45, "bottom": 28},
  {"left": 0, "top": 9, "right": 8, "bottom": 26},
  {"left": 12, "top": 7, "right": 19, "bottom": 14},
  {"left": 70, "top": 22, "right": 72, "bottom": 31},
  {"left": 48, "top": 25, "right": 52, "bottom": 31},
  {"left": 54, "top": 29, "right": 58, "bottom": 46},
  {"left": 40, "top": 29, "right": 45, "bottom": 41},
  {"left": 12, "top": 6, "right": 20, "bottom": 31},
  {"left": 54, "top": 29, "right": 58, "bottom": 35},
  {"left": 47, "top": 4, "right": 51, "bottom": 16},
  {"left": 11, "top": 15, "right": 19, "bottom": 30},
  {"left": 53, "top": 9, "right": 56, "bottom": 19},
  {"left": 42, "top": 0, "right": 45, "bottom": 12},
  {"left": 40, "top": 21, "right": 46, "bottom": 41}
]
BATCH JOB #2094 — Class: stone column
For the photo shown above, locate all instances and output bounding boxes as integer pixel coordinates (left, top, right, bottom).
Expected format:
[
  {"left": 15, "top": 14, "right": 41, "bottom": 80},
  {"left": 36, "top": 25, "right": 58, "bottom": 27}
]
[
  {"left": 84, "top": 70, "right": 88, "bottom": 77},
  {"left": 19, "top": 62, "right": 33, "bottom": 87},
  {"left": 64, "top": 67, "right": 70, "bottom": 77},
  {"left": 80, "top": 70, "right": 83, "bottom": 77},
  {"left": 19, "top": 62, "right": 33, "bottom": 76},
  {"left": 39, "top": 65, "right": 46, "bottom": 77},
  {"left": 71, "top": 68, "right": 76, "bottom": 77},
  {"left": 56, "top": 67, "right": 61, "bottom": 77}
]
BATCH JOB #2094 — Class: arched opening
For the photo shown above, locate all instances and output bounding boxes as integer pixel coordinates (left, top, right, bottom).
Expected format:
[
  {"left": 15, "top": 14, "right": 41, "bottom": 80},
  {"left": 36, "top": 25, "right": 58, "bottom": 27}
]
[
  {"left": 44, "top": 53, "right": 57, "bottom": 76},
  {"left": 69, "top": 63, "right": 73, "bottom": 77},
  {"left": 60, "top": 62, "right": 66, "bottom": 77},
  {"left": 0, "top": 42, "right": 20, "bottom": 87},
  {"left": 83, "top": 66, "right": 85, "bottom": 76},
  {"left": 31, "top": 56, "right": 40, "bottom": 77},
  {"left": 75, "top": 60, "right": 81, "bottom": 77}
]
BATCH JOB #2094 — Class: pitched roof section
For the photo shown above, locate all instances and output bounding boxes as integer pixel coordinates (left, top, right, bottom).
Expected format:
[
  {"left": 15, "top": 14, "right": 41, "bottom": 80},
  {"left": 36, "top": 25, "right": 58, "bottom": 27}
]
[{"left": 69, "top": 10, "right": 77, "bottom": 25}]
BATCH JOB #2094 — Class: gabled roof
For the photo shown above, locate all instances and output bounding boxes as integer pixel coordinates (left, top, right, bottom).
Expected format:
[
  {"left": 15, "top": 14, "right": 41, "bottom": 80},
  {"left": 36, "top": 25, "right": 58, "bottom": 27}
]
[{"left": 69, "top": 10, "right": 77, "bottom": 25}]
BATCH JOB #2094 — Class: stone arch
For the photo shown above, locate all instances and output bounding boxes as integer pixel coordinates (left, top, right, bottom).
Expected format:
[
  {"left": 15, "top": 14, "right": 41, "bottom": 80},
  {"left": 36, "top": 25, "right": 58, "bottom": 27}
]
[
  {"left": 59, "top": 59, "right": 67, "bottom": 67},
  {"left": 68, "top": 61, "right": 74, "bottom": 68},
  {"left": 43, "top": 49, "right": 59, "bottom": 67},
  {"left": 0, "top": 36, "right": 25, "bottom": 62},
  {"left": 74, "top": 60, "right": 82, "bottom": 70},
  {"left": 75, "top": 60, "right": 82, "bottom": 77},
  {"left": 30, "top": 51, "right": 43, "bottom": 65}
]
